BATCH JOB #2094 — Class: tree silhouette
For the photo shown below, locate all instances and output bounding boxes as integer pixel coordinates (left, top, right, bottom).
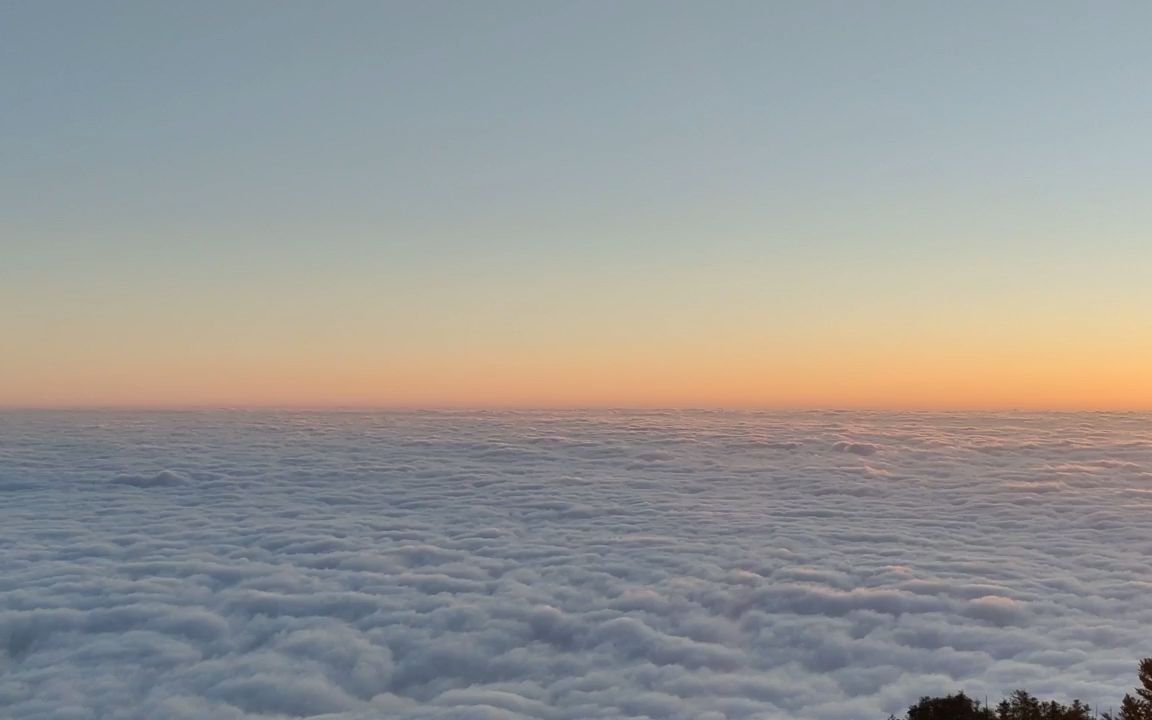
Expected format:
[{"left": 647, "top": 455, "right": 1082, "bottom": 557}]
[
  {"left": 1138, "top": 658, "right": 1152, "bottom": 705},
  {"left": 890, "top": 657, "right": 1150, "bottom": 720},
  {"left": 1112, "top": 658, "right": 1152, "bottom": 720},
  {"left": 902, "top": 691, "right": 993, "bottom": 720}
]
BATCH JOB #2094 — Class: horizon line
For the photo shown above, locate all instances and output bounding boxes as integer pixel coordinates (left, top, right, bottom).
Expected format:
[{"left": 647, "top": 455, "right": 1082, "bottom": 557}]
[{"left": 2, "top": 404, "right": 1150, "bottom": 414}]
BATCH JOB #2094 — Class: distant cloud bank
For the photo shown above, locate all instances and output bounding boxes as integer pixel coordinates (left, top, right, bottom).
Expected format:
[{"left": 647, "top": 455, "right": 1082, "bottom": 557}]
[{"left": 1, "top": 410, "right": 1150, "bottom": 719}]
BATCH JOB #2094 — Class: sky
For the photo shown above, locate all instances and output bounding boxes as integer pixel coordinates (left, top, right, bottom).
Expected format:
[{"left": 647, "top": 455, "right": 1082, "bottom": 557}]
[{"left": 2, "top": 1, "right": 1151, "bottom": 409}]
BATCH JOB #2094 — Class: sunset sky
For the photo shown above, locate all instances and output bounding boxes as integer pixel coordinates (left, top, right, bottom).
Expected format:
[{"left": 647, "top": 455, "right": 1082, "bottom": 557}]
[{"left": 3, "top": 1, "right": 1151, "bottom": 409}]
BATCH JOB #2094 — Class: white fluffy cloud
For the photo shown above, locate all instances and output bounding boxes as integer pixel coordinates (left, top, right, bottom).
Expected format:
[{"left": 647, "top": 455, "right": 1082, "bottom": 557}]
[{"left": 1, "top": 410, "right": 1150, "bottom": 719}]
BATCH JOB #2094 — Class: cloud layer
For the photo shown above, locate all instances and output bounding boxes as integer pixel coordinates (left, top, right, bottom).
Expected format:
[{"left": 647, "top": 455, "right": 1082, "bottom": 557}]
[{"left": 1, "top": 410, "right": 1150, "bottom": 719}]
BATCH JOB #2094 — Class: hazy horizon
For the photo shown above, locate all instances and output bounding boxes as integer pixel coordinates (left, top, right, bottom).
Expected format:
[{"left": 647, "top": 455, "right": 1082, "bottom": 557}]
[{"left": 7, "top": 404, "right": 1152, "bottom": 413}]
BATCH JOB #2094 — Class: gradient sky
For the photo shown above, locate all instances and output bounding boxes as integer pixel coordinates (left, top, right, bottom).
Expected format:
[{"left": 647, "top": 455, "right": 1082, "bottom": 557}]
[{"left": 3, "top": 1, "right": 1151, "bottom": 409}]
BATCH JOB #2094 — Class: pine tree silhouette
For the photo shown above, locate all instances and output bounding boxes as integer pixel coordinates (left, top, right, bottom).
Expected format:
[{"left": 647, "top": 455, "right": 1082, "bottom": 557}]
[{"left": 892, "top": 658, "right": 1149, "bottom": 720}]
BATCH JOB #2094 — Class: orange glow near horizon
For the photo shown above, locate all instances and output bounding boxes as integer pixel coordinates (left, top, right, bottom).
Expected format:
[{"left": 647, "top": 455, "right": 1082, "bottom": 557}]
[
  {"left": 5, "top": 265, "right": 1151, "bottom": 411},
  {"left": 5, "top": 334, "right": 1151, "bottom": 410}
]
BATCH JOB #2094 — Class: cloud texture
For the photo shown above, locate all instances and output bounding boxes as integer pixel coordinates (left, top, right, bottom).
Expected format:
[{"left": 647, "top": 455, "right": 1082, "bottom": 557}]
[{"left": 1, "top": 410, "right": 1150, "bottom": 719}]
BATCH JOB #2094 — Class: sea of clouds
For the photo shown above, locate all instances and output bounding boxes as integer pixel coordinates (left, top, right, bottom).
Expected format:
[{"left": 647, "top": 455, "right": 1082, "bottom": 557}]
[{"left": 1, "top": 410, "right": 1150, "bottom": 720}]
